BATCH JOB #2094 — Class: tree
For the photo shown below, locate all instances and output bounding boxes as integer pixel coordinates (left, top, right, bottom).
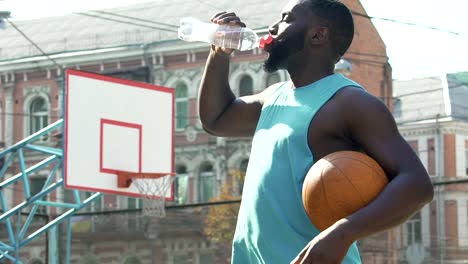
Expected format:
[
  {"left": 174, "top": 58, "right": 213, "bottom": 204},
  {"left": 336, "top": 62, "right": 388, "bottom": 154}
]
[{"left": 203, "top": 169, "right": 245, "bottom": 243}]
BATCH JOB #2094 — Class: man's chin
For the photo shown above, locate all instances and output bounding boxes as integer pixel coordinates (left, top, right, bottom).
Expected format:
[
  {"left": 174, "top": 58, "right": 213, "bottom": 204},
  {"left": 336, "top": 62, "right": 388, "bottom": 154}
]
[
  {"left": 263, "top": 60, "right": 287, "bottom": 73},
  {"left": 263, "top": 55, "right": 282, "bottom": 73},
  {"left": 263, "top": 48, "right": 288, "bottom": 73},
  {"left": 263, "top": 62, "right": 278, "bottom": 73}
]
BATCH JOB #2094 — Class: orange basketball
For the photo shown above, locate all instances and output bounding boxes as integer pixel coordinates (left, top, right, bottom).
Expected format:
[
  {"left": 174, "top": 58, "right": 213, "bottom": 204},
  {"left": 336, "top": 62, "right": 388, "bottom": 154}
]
[{"left": 302, "top": 151, "right": 388, "bottom": 231}]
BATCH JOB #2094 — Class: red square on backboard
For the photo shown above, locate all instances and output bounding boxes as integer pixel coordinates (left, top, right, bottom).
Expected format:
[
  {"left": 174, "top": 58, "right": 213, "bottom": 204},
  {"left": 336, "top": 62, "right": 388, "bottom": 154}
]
[{"left": 99, "top": 118, "right": 142, "bottom": 174}]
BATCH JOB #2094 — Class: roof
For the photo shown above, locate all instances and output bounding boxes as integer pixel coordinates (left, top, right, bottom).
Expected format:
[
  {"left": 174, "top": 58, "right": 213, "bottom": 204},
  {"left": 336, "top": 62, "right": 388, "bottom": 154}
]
[
  {"left": 393, "top": 72, "right": 468, "bottom": 123},
  {"left": 0, "top": 0, "right": 290, "bottom": 61},
  {"left": 449, "top": 72, "right": 468, "bottom": 85},
  {"left": 447, "top": 72, "right": 468, "bottom": 119}
]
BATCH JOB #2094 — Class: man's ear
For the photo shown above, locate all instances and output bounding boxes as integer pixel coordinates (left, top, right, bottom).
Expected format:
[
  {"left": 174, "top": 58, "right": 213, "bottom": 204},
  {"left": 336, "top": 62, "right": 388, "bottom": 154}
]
[{"left": 309, "top": 26, "right": 329, "bottom": 45}]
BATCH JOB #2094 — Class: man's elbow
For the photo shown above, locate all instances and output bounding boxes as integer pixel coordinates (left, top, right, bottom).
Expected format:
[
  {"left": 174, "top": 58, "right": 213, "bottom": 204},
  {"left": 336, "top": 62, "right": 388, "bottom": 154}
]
[
  {"left": 202, "top": 123, "right": 223, "bottom": 137},
  {"left": 416, "top": 176, "right": 434, "bottom": 205},
  {"left": 424, "top": 182, "right": 435, "bottom": 203}
]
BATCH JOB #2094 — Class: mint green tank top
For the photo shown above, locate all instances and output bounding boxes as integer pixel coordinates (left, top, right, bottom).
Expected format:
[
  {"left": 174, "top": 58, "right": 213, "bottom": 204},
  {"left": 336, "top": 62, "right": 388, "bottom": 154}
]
[{"left": 232, "top": 73, "right": 363, "bottom": 264}]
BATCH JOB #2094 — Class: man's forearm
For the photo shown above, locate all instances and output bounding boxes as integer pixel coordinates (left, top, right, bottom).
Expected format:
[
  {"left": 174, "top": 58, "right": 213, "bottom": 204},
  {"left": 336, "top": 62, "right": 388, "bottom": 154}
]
[
  {"left": 198, "top": 48, "right": 236, "bottom": 129},
  {"left": 335, "top": 174, "right": 433, "bottom": 243}
]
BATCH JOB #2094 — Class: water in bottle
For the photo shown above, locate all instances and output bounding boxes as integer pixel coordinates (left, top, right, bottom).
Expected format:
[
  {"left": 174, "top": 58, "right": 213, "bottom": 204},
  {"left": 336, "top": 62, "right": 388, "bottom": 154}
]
[{"left": 178, "top": 17, "right": 272, "bottom": 51}]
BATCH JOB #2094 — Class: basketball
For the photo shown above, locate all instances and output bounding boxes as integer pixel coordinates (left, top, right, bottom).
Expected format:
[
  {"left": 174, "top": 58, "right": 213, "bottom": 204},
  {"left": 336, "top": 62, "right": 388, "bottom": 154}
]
[{"left": 302, "top": 151, "right": 388, "bottom": 231}]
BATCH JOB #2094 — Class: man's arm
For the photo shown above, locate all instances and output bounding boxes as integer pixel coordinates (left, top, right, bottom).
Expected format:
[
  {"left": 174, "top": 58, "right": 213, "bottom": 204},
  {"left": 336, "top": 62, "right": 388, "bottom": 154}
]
[
  {"left": 294, "top": 87, "right": 434, "bottom": 263},
  {"left": 198, "top": 47, "right": 264, "bottom": 137},
  {"left": 198, "top": 12, "right": 276, "bottom": 137},
  {"left": 338, "top": 87, "right": 434, "bottom": 241}
]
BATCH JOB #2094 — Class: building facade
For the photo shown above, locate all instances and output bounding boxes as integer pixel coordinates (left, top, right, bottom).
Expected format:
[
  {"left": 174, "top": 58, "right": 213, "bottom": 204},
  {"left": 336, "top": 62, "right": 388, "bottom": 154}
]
[{"left": 393, "top": 72, "right": 468, "bottom": 263}]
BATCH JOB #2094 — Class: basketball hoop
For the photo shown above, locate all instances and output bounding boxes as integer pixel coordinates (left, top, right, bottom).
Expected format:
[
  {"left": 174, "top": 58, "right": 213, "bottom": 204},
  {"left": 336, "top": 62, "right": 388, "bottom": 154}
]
[{"left": 117, "top": 171, "right": 175, "bottom": 218}]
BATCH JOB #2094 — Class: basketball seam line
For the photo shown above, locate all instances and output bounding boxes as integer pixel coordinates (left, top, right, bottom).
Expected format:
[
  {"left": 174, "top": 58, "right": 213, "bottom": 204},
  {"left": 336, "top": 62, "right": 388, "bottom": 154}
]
[
  {"left": 333, "top": 164, "right": 368, "bottom": 205},
  {"left": 320, "top": 165, "right": 340, "bottom": 226},
  {"left": 331, "top": 156, "right": 387, "bottom": 185}
]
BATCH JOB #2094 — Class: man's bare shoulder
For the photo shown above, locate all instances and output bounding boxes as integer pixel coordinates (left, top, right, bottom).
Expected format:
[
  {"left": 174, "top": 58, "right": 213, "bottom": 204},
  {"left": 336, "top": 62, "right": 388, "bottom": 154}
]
[
  {"left": 332, "top": 85, "right": 396, "bottom": 128},
  {"left": 334, "top": 86, "right": 386, "bottom": 113}
]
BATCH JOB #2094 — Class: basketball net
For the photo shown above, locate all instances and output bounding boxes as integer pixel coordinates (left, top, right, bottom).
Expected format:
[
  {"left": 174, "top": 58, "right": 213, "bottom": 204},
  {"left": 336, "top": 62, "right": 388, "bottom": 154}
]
[
  {"left": 117, "top": 172, "right": 175, "bottom": 218},
  {"left": 133, "top": 174, "right": 174, "bottom": 217}
]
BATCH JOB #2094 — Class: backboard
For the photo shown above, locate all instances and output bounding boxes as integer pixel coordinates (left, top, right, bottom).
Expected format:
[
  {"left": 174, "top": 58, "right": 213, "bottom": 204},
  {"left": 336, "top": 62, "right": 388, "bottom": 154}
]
[{"left": 64, "top": 69, "right": 174, "bottom": 200}]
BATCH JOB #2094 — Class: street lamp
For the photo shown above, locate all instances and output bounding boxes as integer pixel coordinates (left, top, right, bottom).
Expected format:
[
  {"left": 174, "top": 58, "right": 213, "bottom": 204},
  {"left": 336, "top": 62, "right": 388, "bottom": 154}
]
[
  {"left": 0, "top": 11, "right": 10, "bottom": 29},
  {"left": 0, "top": 11, "right": 10, "bottom": 19},
  {"left": 334, "top": 58, "right": 352, "bottom": 76}
]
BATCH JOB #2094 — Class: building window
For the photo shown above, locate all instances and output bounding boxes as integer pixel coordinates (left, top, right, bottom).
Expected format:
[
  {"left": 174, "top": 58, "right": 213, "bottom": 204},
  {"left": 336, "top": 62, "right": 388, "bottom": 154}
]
[
  {"left": 465, "top": 147, "right": 468, "bottom": 176},
  {"left": 406, "top": 212, "right": 422, "bottom": 246},
  {"left": 465, "top": 141, "right": 468, "bottom": 176},
  {"left": 199, "top": 253, "right": 214, "bottom": 264},
  {"left": 175, "top": 83, "right": 189, "bottom": 131},
  {"left": 124, "top": 256, "right": 142, "bottom": 264},
  {"left": 30, "top": 177, "right": 46, "bottom": 196},
  {"left": 266, "top": 73, "right": 281, "bottom": 87},
  {"left": 173, "top": 254, "right": 188, "bottom": 264},
  {"left": 239, "top": 75, "right": 253, "bottom": 96},
  {"left": 0, "top": 103, "right": 3, "bottom": 141},
  {"left": 0, "top": 142, "right": 5, "bottom": 171},
  {"left": 393, "top": 98, "right": 402, "bottom": 119},
  {"left": 63, "top": 188, "right": 75, "bottom": 204},
  {"left": 29, "top": 97, "right": 49, "bottom": 135},
  {"left": 128, "top": 197, "right": 141, "bottom": 209},
  {"left": 175, "top": 165, "right": 188, "bottom": 204},
  {"left": 126, "top": 196, "right": 141, "bottom": 229},
  {"left": 106, "top": 67, "right": 149, "bottom": 83},
  {"left": 83, "top": 256, "right": 99, "bottom": 264},
  {"left": 30, "top": 177, "right": 47, "bottom": 213},
  {"left": 428, "top": 138, "right": 435, "bottom": 176},
  {"left": 199, "top": 163, "right": 215, "bottom": 203},
  {"left": 83, "top": 191, "right": 102, "bottom": 212}
]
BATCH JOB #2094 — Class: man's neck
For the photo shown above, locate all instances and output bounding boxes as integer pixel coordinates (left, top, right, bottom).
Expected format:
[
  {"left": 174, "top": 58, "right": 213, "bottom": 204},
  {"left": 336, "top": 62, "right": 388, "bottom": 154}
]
[{"left": 288, "top": 64, "right": 335, "bottom": 88}]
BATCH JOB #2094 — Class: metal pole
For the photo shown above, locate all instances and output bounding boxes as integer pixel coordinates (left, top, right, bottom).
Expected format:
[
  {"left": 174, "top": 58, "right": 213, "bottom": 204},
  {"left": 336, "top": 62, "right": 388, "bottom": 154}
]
[
  {"left": 15, "top": 210, "right": 20, "bottom": 264},
  {"left": 48, "top": 220, "right": 59, "bottom": 264},
  {"left": 435, "top": 115, "right": 445, "bottom": 263},
  {"left": 66, "top": 217, "right": 72, "bottom": 264}
]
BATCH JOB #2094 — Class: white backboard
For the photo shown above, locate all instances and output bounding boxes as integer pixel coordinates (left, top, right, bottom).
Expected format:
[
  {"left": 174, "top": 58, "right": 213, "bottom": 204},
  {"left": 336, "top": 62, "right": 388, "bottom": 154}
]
[{"left": 64, "top": 69, "right": 174, "bottom": 199}]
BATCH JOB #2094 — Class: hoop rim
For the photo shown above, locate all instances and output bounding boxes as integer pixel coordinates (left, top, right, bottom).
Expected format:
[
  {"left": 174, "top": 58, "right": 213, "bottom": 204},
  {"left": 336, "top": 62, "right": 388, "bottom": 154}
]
[{"left": 116, "top": 171, "right": 175, "bottom": 188}]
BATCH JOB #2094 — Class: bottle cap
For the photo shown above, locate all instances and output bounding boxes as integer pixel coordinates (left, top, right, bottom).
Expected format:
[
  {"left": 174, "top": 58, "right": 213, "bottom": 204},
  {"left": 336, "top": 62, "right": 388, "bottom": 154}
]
[{"left": 259, "top": 34, "right": 273, "bottom": 49}]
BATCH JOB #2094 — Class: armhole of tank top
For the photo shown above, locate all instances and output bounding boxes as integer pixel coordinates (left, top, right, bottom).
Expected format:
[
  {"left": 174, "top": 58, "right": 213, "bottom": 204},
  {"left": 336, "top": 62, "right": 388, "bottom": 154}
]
[
  {"left": 336, "top": 74, "right": 365, "bottom": 92},
  {"left": 261, "top": 81, "right": 289, "bottom": 110},
  {"left": 301, "top": 82, "right": 363, "bottom": 164}
]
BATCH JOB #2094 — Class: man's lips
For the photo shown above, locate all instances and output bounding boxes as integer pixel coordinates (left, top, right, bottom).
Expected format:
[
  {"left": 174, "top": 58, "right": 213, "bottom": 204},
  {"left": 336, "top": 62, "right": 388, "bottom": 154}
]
[
  {"left": 261, "top": 35, "right": 280, "bottom": 53},
  {"left": 259, "top": 34, "right": 274, "bottom": 49}
]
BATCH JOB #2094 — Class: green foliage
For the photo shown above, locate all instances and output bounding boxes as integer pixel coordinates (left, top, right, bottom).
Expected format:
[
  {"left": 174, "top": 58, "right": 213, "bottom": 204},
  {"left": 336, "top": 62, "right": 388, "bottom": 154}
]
[{"left": 203, "top": 169, "right": 245, "bottom": 243}]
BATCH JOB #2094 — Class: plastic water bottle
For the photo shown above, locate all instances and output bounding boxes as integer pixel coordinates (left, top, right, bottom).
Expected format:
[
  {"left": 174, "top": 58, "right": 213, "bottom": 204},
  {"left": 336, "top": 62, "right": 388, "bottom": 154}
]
[{"left": 178, "top": 17, "right": 272, "bottom": 51}]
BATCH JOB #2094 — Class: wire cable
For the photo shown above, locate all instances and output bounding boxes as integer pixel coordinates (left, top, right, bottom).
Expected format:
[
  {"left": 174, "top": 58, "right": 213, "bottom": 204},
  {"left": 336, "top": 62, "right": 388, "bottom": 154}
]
[
  {"left": 74, "top": 12, "right": 177, "bottom": 33},
  {"left": 194, "top": 0, "right": 223, "bottom": 11},
  {"left": 189, "top": 0, "right": 466, "bottom": 37},
  {"left": 5, "top": 18, "right": 63, "bottom": 70},
  {"left": 350, "top": 10, "right": 464, "bottom": 36},
  {"left": 91, "top": 10, "right": 178, "bottom": 29}
]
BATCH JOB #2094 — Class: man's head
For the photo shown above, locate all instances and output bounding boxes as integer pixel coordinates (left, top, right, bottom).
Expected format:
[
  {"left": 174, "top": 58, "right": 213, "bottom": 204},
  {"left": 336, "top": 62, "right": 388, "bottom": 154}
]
[{"left": 263, "top": 0, "right": 354, "bottom": 73}]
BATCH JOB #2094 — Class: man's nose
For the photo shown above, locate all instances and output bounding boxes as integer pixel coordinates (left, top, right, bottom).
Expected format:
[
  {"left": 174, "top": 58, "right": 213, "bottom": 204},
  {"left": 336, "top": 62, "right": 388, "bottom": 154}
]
[{"left": 268, "top": 22, "right": 279, "bottom": 36}]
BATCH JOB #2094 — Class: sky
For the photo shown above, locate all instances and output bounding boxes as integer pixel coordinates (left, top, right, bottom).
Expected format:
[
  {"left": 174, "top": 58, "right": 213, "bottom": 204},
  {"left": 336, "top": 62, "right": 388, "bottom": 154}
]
[{"left": 0, "top": 0, "right": 468, "bottom": 80}]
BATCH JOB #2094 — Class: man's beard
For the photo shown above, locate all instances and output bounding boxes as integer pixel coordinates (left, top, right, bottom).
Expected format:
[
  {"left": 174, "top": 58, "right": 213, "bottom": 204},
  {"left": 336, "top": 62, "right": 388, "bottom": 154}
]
[
  {"left": 263, "top": 40, "right": 288, "bottom": 73},
  {"left": 263, "top": 33, "right": 305, "bottom": 73}
]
